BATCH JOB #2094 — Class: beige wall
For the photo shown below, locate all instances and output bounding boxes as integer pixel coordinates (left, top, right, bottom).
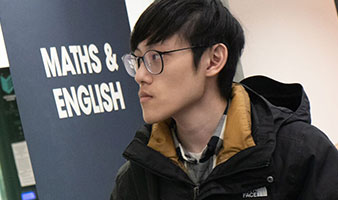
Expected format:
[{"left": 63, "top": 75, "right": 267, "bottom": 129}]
[
  {"left": 229, "top": 0, "right": 338, "bottom": 144},
  {"left": 0, "top": 23, "right": 9, "bottom": 68},
  {"left": 125, "top": 0, "right": 154, "bottom": 30}
]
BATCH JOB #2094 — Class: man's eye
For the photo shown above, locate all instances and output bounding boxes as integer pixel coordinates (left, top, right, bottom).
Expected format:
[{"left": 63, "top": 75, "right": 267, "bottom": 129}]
[{"left": 151, "top": 53, "right": 160, "bottom": 61}]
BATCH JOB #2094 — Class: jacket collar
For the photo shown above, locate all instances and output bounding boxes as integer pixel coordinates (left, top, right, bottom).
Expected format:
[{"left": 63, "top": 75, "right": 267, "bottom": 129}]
[
  {"left": 147, "top": 84, "right": 257, "bottom": 171},
  {"left": 123, "top": 83, "right": 272, "bottom": 184},
  {"left": 122, "top": 75, "right": 310, "bottom": 193}
]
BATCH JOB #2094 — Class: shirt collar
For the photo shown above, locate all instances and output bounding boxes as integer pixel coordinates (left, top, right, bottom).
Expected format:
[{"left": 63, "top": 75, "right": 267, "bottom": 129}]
[{"left": 171, "top": 112, "right": 227, "bottom": 164}]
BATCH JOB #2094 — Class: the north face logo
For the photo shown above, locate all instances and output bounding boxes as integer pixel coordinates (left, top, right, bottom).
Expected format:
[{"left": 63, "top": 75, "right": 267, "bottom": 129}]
[{"left": 243, "top": 187, "right": 268, "bottom": 198}]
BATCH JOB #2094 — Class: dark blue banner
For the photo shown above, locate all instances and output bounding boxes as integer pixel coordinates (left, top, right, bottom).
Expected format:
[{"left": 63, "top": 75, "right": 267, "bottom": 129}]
[{"left": 0, "top": 0, "right": 142, "bottom": 199}]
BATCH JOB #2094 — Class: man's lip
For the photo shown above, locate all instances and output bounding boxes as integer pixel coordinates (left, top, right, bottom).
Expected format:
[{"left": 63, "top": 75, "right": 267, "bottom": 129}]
[
  {"left": 139, "top": 91, "right": 153, "bottom": 102},
  {"left": 139, "top": 91, "right": 152, "bottom": 98}
]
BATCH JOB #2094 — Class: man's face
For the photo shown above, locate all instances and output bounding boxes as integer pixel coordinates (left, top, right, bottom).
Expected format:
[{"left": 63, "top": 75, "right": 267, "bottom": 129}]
[{"left": 133, "top": 34, "right": 208, "bottom": 124}]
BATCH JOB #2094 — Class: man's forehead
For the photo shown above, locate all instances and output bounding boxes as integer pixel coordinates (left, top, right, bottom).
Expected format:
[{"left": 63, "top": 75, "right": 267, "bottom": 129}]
[{"left": 135, "top": 34, "right": 188, "bottom": 53}]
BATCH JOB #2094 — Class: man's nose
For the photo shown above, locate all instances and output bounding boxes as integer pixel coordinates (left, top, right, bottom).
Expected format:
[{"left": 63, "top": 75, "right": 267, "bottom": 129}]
[{"left": 134, "top": 61, "right": 152, "bottom": 85}]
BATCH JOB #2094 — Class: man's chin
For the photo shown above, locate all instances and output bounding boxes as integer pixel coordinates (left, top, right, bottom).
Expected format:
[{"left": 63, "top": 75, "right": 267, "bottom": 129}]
[
  {"left": 142, "top": 114, "right": 156, "bottom": 124},
  {"left": 142, "top": 113, "right": 167, "bottom": 124}
]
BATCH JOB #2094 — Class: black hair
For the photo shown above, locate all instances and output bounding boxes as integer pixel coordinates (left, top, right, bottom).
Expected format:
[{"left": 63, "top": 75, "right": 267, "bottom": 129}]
[{"left": 130, "top": 0, "right": 245, "bottom": 99}]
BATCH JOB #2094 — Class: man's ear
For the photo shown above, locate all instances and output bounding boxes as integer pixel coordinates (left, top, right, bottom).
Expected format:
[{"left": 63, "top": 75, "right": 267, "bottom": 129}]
[{"left": 205, "top": 43, "right": 228, "bottom": 77}]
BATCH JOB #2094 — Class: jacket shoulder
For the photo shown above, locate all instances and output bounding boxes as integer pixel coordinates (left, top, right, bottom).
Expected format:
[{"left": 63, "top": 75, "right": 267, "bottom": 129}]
[
  {"left": 111, "top": 161, "right": 157, "bottom": 200},
  {"left": 278, "top": 121, "right": 334, "bottom": 149},
  {"left": 274, "top": 121, "right": 338, "bottom": 199},
  {"left": 111, "top": 161, "right": 137, "bottom": 200}
]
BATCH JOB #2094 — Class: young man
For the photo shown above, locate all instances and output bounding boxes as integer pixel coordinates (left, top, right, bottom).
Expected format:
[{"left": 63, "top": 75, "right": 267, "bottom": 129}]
[{"left": 112, "top": 0, "right": 338, "bottom": 199}]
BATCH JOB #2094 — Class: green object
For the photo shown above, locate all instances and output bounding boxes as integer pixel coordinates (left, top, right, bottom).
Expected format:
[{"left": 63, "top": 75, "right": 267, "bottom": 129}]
[
  {"left": 0, "top": 161, "right": 7, "bottom": 200},
  {"left": 0, "top": 68, "right": 38, "bottom": 200},
  {"left": 0, "top": 75, "right": 14, "bottom": 94}
]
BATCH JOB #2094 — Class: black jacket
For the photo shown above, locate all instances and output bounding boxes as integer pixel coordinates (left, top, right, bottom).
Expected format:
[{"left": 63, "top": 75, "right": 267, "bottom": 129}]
[{"left": 111, "top": 76, "right": 338, "bottom": 200}]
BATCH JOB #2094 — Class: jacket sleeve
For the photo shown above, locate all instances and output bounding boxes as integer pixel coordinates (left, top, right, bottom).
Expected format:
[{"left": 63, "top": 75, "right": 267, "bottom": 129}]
[
  {"left": 298, "top": 125, "right": 338, "bottom": 200},
  {"left": 111, "top": 161, "right": 137, "bottom": 200}
]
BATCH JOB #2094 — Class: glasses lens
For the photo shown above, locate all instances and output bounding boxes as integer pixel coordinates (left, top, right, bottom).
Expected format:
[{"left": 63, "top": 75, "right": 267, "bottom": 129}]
[
  {"left": 121, "top": 54, "right": 137, "bottom": 77},
  {"left": 144, "top": 51, "right": 162, "bottom": 75}
]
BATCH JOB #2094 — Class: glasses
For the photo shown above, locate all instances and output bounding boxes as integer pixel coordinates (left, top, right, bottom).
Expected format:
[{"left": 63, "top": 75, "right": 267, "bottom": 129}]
[{"left": 121, "top": 46, "right": 206, "bottom": 77}]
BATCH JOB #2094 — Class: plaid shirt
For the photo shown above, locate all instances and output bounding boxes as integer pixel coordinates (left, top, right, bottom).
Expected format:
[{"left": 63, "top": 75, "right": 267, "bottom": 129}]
[{"left": 171, "top": 107, "right": 228, "bottom": 184}]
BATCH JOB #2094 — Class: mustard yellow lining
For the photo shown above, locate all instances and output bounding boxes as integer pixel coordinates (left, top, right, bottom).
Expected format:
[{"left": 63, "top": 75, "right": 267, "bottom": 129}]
[
  {"left": 147, "top": 84, "right": 256, "bottom": 170},
  {"left": 147, "top": 119, "right": 187, "bottom": 171},
  {"left": 216, "top": 83, "right": 256, "bottom": 165}
]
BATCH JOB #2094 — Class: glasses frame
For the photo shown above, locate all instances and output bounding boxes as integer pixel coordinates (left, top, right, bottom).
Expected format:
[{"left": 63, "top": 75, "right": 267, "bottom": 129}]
[{"left": 122, "top": 46, "right": 207, "bottom": 77}]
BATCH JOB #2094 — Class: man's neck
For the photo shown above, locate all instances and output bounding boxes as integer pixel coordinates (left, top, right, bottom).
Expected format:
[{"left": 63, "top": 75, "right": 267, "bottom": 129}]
[{"left": 172, "top": 91, "right": 227, "bottom": 153}]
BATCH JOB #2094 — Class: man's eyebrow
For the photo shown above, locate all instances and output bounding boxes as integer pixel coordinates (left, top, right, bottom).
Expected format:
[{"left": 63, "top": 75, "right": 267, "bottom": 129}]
[
  {"left": 133, "top": 48, "right": 142, "bottom": 56},
  {"left": 133, "top": 44, "right": 157, "bottom": 55}
]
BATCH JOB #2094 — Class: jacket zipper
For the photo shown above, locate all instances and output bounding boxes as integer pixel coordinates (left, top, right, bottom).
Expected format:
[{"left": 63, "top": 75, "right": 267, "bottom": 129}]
[{"left": 193, "top": 185, "right": 200, "bottom": 200}]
